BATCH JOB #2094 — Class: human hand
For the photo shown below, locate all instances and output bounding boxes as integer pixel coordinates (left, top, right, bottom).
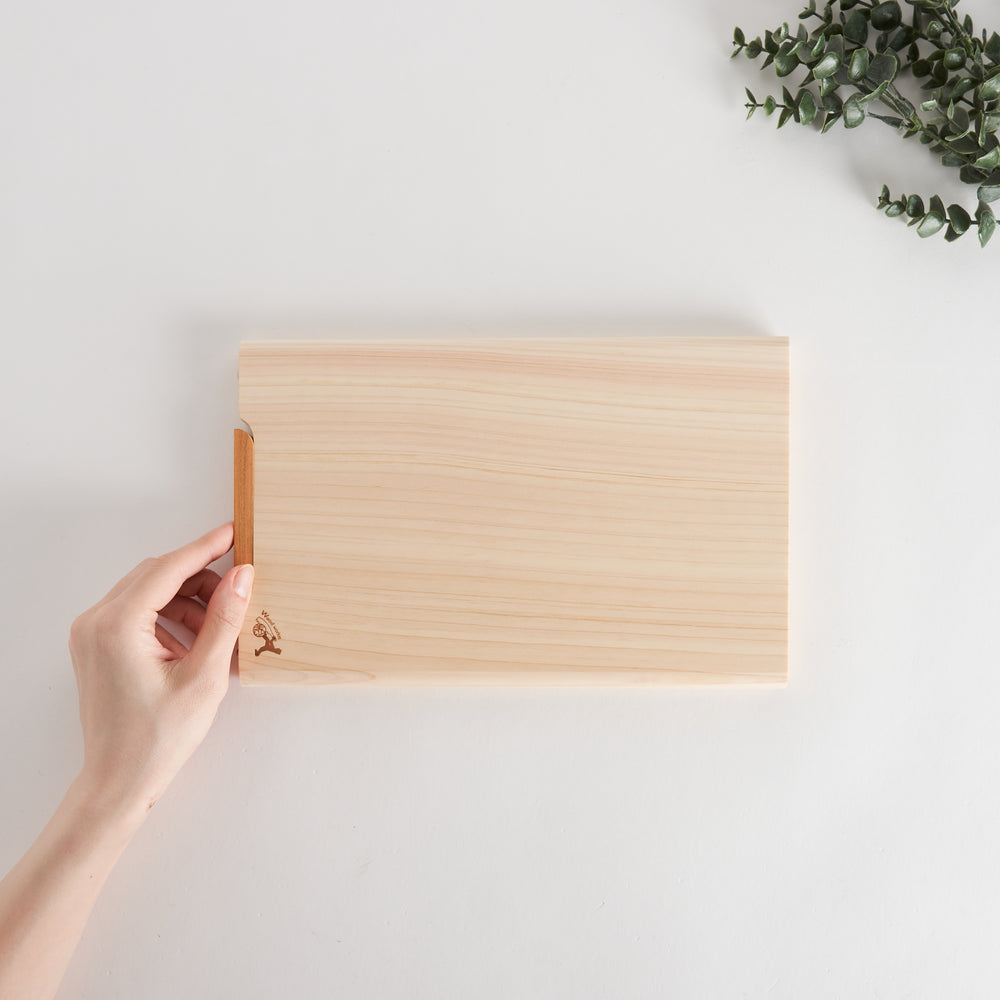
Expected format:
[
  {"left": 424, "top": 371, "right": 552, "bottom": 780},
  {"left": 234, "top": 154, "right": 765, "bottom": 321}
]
[{"left": 68, "top": 523, "right": 254, "bottom": 823}]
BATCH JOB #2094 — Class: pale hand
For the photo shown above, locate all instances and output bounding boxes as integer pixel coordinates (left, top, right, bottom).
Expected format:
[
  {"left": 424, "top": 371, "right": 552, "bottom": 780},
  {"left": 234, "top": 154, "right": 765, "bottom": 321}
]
[
  {"left": 70, "top": 522, "right": 254, "bottom": 821},
  {"left": 0, "top": 523, "right": 254, "bottom": 1000}
]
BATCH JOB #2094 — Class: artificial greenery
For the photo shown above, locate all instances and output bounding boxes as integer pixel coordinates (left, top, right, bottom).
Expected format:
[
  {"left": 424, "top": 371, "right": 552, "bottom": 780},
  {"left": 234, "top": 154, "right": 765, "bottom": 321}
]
[{"left": 733, "top": 0, "right": 1000, "bottom": 246}]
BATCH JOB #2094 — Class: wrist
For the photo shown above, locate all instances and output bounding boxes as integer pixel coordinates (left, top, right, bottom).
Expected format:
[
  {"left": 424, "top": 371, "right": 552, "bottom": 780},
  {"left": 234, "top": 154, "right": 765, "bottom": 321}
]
[{"left": 64, "top": 773, "right": 152, "bottom": 846}]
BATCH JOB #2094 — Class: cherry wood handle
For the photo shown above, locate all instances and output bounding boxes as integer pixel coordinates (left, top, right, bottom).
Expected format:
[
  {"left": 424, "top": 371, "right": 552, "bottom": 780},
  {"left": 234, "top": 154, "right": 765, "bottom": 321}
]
[{"left": 233, "top": 428, "right": 254, "bottom": 566}]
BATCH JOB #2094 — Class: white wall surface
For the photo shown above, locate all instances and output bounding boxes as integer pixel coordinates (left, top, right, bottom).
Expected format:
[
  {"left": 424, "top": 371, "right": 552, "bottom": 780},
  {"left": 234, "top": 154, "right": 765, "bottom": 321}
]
[{"left": 2, "top": 2, "right": 999, "bottom": 997}]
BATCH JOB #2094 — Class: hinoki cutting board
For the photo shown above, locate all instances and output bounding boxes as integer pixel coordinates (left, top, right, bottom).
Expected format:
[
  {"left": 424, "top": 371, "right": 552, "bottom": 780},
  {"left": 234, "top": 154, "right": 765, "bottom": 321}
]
[{"left": 235, "top": 338, "right": 788, "bottom": 686}]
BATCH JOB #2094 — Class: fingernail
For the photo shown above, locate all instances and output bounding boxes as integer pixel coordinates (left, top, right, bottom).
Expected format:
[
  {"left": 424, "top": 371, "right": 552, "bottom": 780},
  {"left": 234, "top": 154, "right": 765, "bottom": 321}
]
[{"left": 233, "top": 564, "right": 254, "bottom": 599}]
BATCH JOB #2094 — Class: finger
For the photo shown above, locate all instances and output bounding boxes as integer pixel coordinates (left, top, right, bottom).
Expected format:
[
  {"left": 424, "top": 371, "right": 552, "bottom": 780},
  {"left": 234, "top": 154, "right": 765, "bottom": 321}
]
[
  {"left": 125, "top": 523, "right": 235, "bottom": 614},
  {"left": 95, "top": 528, "right": 231, "bottom": 612},
  {"left": 155, "top": 620, "right": 189, "bottom": 658},
  {"left": 158, "top": 595, "right": 207, "bottom": 635},
  {"left": 176, "top": 564, "right": 254, "bottom": 691},
  {"left": 177, "top": 568, "right": 223, "bottom": 606}
]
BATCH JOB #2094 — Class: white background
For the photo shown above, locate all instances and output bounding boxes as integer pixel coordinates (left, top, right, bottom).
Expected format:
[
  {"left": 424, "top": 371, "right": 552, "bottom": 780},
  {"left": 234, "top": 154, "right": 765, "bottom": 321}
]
[{"left": 2, "top": 2, "right": 999, "bottom": 997}]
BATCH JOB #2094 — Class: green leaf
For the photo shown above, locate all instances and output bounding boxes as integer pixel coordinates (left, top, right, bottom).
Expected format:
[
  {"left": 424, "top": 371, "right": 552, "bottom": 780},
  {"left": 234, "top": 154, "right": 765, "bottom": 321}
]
[
  {"left": 973, "top": 146, "right": 1000, "bottom": 172},
  {"left": 868, "top": 52, "right": 899, "bottom": 84},
  {"left": 745, "top": 88, "right": 757, "bottom": 104},
  {"left": 985, "top": 31, "right": 1000, "bottom": 64},
  {"left": 869, "top": 113, "right": 904, "bottom": 126},
  {"left": 927, "top": 20, "right": 943, "bottom": 41},
  {"left": 734, "top": 26, "right": 746, "bottom": 46},
  {"left": 777, "top": 105, "right": 795, "bottom": 128},
  {"left": 763, "top": 95, "right": 777, "bottom": 116},
  {"left": 848, "top": 47, "right": 870, "bottom": 81},
  {"left": 977, "top": 202, "right": 997, "bottom": 246},
  {"left": 888, "top": 26, "right": 914, "bottom": 52},
  {"left": 941, "top": 151, "right": 966, "bottom": 166},
  {"left": 977, "top": 177, "right": 1000, "bottom": 202},
  {"left": 820, "top": 111, "right": 842, "bottom": 133},
  {"left": 775, "top": 42, "right": 799, "bottom": 77},
  {"left": 797, "top": 89, "right": 818, "bottom": 125},
  {"left": 885, "top": 200, "right": 906, "bottom": 217},
  {"left": 844, "top": 10, "right": 868, "bottom": 44},
  {"left": 746, "top": 39, "right": 763, "bottom": 58},
  {"left": 878, "top": 183, "right": 891, "bottom": 208},
  {"left": 980, "top": 74, "right": 1000, "bottom": 102},
  {"left": 944, "top": 224, "right": 963, "bottom": 242},
  {"left": 943, "top": 48, "right": 965, "bottom": 71},
  {"left": 870, "top": 1, "right": 901, "bottom": 31},
  {"left": 948, "top": 106, "right": 972, "bottom": 139},
  {"left": 952, "top": 140, "right": 982, "bottom": 157},
  {"left": 825, "top": 34, "right": 845, "bottom": 61},
  {"left": 952, "top": 78, "right": 977, "bottom": 101},
  {"left": 917, "top": 209, "right": 946, "bottom": 238},
  {"left": 799, "top": 0, "right": 817, "bottom": 19},
  {"left": 860, "top": 81, "right": 890, "bottom": 104},
  {"left": 906, "top": 194, "right": 925, "bottom": 218},
  {"left": 813, "top": 52, "right": 842, "bottom": 79},
  {"left": 947, "top": 203, "right": 972, "bottom": 234},
  {"left": 843, "top": 94, "right": 866, "bottom": 128}
]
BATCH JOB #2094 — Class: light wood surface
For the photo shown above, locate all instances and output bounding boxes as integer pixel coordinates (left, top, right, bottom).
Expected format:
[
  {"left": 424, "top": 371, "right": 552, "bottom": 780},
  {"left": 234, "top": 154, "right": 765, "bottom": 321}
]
[{"left": 237, "top": 338, "right": 788, "bottom": 685}]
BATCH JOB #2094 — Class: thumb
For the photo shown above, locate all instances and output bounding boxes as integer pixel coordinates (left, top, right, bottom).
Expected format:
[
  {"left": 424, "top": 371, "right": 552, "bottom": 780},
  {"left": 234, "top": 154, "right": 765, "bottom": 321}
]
[{"left": 184, "top": 564, "right": 254, "bottom": 686}]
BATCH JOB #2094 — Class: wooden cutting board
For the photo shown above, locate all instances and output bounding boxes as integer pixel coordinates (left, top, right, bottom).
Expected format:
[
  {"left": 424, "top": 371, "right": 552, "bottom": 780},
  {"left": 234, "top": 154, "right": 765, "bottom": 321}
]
[{"left": 235, "top": 338, "right": 788, "bottom": 686}]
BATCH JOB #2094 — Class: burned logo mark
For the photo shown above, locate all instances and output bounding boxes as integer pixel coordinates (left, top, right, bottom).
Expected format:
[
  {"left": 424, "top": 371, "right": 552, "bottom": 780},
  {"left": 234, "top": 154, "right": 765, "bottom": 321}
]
[{"left": 253, "top": 610, "right": 282, "bottom": 656}]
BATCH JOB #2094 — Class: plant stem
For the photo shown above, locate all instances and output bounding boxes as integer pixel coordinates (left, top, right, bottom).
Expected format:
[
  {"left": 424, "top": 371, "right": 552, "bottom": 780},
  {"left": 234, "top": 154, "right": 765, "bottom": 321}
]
[{"left": 937, "top": 2, "right": 977, "bottom": 57}]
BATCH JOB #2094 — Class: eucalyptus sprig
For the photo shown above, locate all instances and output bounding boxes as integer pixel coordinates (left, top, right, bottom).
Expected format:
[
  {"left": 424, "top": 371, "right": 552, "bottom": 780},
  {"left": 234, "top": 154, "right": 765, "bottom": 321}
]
[{"left": 733, "top": 0, "right": 1000, "bottom": 246}]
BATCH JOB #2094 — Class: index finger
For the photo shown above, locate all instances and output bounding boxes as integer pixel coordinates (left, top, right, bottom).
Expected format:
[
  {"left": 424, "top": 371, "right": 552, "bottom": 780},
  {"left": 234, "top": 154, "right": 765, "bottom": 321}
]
[{"left": 124, "top": 523, "right": 236, "bottom": 613}]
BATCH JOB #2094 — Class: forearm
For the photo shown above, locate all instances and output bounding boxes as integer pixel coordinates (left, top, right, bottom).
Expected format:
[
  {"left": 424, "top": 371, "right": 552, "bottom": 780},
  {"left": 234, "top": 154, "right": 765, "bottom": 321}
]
[{"left": 0, "top": 776, "right": 146, "bottom": 1000}]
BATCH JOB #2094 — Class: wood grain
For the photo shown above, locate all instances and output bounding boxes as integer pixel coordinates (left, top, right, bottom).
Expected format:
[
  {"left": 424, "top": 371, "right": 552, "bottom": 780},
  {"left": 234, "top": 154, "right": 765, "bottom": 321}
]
[
  {"left": 233, "top": 428, "right": 254, "bottom": 566},
  {"left": 237, "top": 338, "right": 788, "bottom": 686}
]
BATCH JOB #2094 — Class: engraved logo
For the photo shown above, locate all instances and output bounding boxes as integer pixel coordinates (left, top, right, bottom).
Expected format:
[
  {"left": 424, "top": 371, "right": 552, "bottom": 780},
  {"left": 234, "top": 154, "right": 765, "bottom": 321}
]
[{"left": 252, "top": 610, "right": 282, "bottom": 657}]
